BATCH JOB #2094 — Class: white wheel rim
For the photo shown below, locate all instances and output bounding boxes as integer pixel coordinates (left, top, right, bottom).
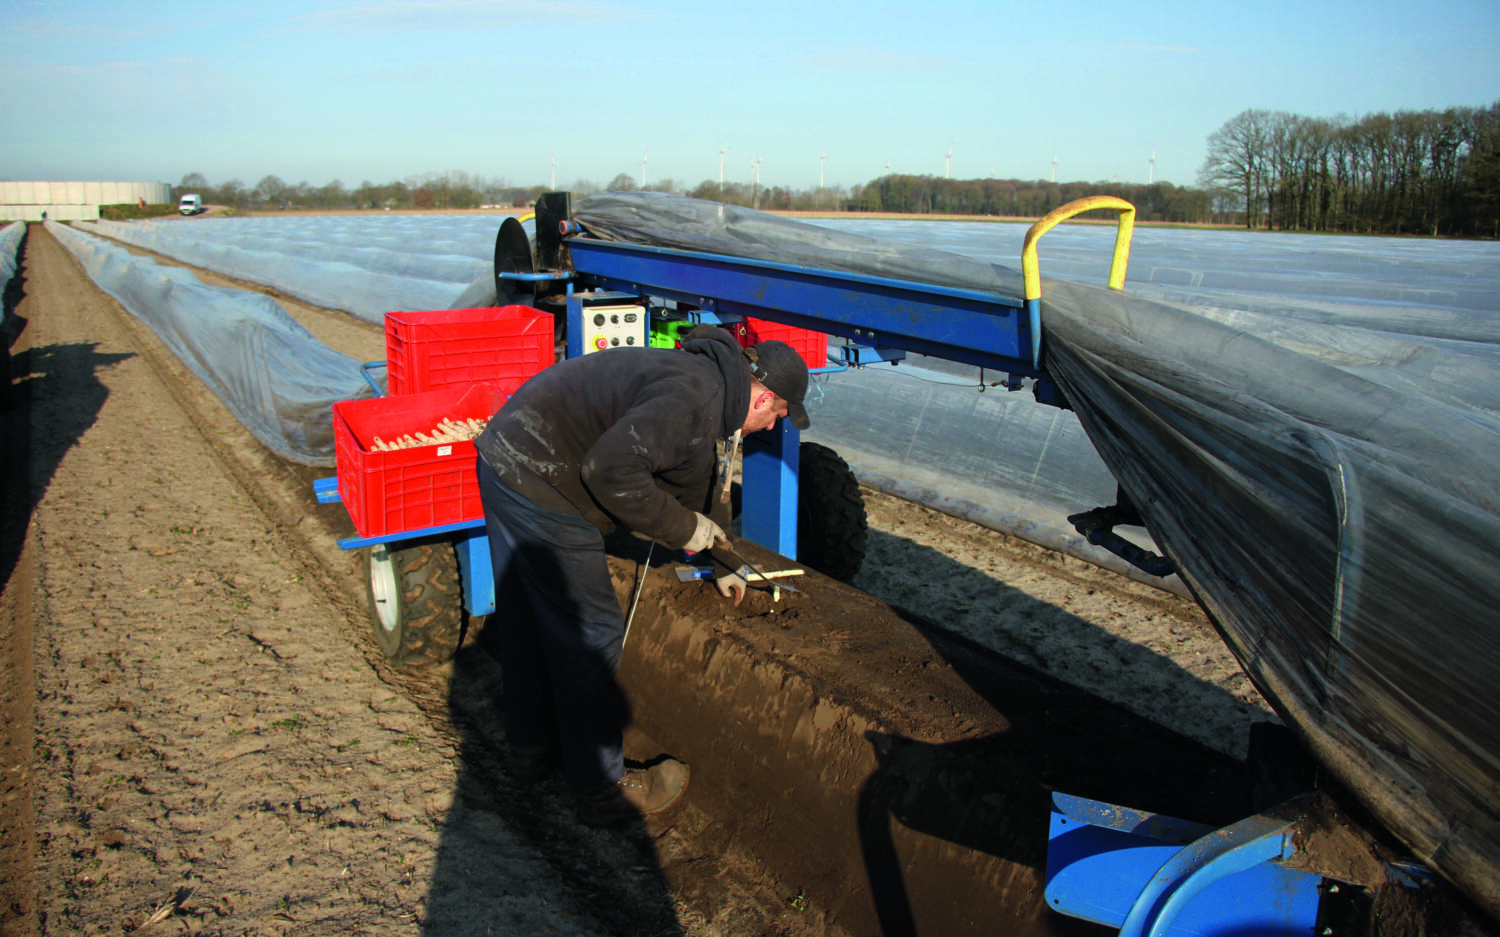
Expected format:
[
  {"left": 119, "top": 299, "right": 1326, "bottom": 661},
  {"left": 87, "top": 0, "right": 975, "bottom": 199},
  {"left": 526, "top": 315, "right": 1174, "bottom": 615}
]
[{"left": 368, "top": 544, "right": 400, "bottom": 633}]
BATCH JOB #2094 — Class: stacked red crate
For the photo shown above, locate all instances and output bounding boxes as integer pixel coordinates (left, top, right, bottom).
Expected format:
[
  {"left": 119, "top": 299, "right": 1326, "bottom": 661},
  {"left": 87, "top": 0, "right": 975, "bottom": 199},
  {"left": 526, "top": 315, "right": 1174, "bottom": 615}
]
[
  {"left": 734, "top": 317, "right": 829, "bottom": 371},
  {"left": 333, "top": 382, "right": 506, "bottom": 539},
  {"left": 384, "top": 305, "right": 553, "bottom": 396},
  {"left": 335, "top": 305, "right": 552, "bottom": 537}
]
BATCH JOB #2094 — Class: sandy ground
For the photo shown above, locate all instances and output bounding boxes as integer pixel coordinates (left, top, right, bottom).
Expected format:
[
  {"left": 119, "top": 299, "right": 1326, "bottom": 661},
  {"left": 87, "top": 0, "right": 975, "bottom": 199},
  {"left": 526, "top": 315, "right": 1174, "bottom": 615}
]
[{"left": 1, "top": 222, "right": 1279, "bottom": 936}]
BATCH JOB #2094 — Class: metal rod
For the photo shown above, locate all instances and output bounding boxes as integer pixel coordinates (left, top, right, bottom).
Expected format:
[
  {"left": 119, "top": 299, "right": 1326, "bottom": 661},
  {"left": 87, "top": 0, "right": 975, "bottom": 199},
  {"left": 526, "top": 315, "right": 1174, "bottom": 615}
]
[{"left": 623, "top": 540, "right": 653, "bottom": 648}]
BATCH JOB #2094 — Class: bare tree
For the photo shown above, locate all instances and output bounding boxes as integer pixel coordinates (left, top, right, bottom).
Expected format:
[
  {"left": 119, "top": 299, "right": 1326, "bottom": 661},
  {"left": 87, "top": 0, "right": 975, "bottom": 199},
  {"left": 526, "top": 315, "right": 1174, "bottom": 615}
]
[
  {"left": 254, "top": 175, "right": 289, "bottom": 208},
  {"left": 216, "top": 179, "right": 247, "bottom": 210},
  {"left": 1200, "top": 109, "right": 1273, "bottom": 228},
  {"left": 1459, "top": 102, "right": 1500, "bottom": 237},
  {"left": 317, "top": 179, "right": 348, "bottom": 210}
]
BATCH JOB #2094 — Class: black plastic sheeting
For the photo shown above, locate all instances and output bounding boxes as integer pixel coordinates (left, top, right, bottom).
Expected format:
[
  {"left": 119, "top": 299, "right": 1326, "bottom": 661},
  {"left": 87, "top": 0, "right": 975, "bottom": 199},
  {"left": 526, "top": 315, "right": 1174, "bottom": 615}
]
[{"left": 573, "top": 192, "right": 1500, "bottom": 917}]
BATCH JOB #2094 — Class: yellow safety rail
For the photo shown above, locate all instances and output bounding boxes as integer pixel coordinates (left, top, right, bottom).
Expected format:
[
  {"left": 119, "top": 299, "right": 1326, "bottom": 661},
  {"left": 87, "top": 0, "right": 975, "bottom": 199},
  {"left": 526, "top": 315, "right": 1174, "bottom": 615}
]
[{"left": 1022, "top": 196, "right": 1136, "bottom": 303}]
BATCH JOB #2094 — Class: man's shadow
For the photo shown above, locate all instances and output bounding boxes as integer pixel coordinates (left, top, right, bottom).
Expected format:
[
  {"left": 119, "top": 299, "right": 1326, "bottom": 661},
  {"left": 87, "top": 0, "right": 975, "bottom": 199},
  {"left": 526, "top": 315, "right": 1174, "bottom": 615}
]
[
  {"left": 418, "top": 532, "right": 684, "bottom": 936},
  {"left": 2, "top": 238, "right": 137, "bottom": 595}
]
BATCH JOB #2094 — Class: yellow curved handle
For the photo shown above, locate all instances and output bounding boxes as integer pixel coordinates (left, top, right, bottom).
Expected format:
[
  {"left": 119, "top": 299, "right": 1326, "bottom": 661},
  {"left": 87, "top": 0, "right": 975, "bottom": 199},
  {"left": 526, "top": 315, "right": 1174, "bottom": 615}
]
[
  {"left": 515, "top": 211, "right": 536, "bottom": 224},
  {"left": 1022, "top": 196, "right": 1136, "bottom": 301}
]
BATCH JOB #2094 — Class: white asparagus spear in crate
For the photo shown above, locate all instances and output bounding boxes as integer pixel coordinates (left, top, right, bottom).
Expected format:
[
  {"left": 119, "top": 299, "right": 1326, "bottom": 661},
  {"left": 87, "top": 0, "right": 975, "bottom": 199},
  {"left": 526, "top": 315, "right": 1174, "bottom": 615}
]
[{"left": 368, "top": 415, "right": 489, "bottom": 451}]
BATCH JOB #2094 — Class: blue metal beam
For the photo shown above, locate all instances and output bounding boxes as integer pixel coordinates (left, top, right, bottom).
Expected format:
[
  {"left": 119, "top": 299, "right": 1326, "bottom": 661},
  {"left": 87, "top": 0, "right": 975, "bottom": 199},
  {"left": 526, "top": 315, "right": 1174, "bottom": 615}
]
[
  {"left": 741, "top": 422, "right": 800, "bottom": 559},
  {"left": 567, "top": 238, "right": 1042, "bottom": 378},
  {"left": 454, "top": 530, "right": 495, "bottom": 617}
]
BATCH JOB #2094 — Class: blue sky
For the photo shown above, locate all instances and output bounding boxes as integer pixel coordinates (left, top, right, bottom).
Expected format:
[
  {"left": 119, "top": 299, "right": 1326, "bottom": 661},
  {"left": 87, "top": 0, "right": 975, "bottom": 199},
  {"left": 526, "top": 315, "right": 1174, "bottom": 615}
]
[{"left": 3, "top": 0, "right": 1497, "bottom": 193}]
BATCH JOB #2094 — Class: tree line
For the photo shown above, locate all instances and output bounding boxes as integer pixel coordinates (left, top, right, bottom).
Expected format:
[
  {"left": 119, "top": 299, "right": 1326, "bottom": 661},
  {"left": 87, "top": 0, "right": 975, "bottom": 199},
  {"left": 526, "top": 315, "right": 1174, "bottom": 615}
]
[
  {"left": 1199, "top": 103, "right": 1500, "bottom": 237},
  {"left": 175, "top": 167, "right": 1218, "bottom": 225},
  {"left": 839, "top": 177, "right": 1213, "bottom": 223},
  {"left": 176, "top": 102, "right": 1499, "bottom": 238},
  {"left": 175, "top": 170, "right": 550, "bottom": 213}
]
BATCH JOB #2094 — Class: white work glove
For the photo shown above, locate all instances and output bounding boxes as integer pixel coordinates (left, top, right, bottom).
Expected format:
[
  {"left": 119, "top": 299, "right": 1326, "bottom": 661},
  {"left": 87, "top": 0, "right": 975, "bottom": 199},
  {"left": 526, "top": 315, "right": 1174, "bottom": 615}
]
[
  {"left": 716, "top": 571, "right": 746, "bottom": 606},
  {"left": 682, "top": 512, "right": 728, "bottom": 554}
]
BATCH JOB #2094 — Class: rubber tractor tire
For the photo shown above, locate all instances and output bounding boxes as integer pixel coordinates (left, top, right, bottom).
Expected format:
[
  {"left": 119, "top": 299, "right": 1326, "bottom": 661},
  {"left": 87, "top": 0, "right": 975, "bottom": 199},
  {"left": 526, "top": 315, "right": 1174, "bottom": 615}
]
[
  {"left": 796, "top": 442, "right": 868, "bottom": 582},
  {"left": 366, "top": 538, "right": 464, "bottom": 669}
]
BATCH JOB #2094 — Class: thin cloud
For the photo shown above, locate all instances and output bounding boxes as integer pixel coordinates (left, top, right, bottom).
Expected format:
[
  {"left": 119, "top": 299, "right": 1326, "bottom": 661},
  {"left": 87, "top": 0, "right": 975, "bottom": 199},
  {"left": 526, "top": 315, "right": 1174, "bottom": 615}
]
[{"left": 292, "top": 0, "right": 649, "bottom": 33}]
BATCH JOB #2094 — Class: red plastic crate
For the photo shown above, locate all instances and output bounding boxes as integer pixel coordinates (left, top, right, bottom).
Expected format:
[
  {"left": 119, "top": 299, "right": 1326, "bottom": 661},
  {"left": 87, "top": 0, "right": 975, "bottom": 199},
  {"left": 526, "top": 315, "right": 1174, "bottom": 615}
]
[
  {"left": 385, "top": 305, "right": 553, "bottom": 396},
  {"left": 736, "top": 317, "right": 829, "bottom": 371},
  {"left": 333, "top": 382, "right": 505, "bottom": 538}
]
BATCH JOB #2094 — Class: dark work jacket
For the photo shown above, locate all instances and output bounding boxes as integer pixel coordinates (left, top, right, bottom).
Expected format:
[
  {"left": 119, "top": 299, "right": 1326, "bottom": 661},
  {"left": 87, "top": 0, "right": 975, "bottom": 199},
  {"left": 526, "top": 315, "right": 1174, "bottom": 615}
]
[{"left": 474, "top": 331, "right": 749, "bottom": 548}]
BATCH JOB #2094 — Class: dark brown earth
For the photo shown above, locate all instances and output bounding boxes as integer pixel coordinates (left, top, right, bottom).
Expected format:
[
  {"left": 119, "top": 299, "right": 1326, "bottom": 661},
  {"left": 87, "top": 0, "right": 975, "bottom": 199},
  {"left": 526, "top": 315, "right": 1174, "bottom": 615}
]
[{"left": 3, "top": 221, "right": 1494, "bottom": 936}]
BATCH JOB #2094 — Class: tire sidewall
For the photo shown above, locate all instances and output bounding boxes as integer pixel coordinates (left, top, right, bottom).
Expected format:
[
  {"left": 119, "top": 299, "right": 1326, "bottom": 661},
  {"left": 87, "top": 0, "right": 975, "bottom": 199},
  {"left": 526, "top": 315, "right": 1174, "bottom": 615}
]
[
  {"left": 796, "top": 442, "right": 868, "bottom": 583},
  {"left": 364, "top": 538, "right": 465, "bottom": 668}
]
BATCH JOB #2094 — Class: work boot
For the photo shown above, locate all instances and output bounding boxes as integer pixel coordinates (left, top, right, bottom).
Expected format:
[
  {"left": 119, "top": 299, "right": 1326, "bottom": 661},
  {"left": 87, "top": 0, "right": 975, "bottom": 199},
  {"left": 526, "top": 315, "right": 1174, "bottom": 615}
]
[
  {"left": 576, "top": 759, "right": 690, "bottom": 827},
  {"left": 509, "top": 744, "right": 559, "bottom": 784}
]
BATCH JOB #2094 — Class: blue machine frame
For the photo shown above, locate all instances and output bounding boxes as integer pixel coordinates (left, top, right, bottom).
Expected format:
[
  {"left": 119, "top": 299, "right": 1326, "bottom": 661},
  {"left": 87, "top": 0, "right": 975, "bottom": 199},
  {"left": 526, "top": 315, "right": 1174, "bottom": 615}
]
[
  {"left": 1046, "top": 792, "right": 1324, "bottom": 936},
  {"left": 564, "top": 238, "right": 1043, "bottom": 373},
  {"left": 314, "top": 222, "right": 1072, "bottom": 635},
  {"left": 561, "top": 238, "right": 1048, "bottom": 560}
]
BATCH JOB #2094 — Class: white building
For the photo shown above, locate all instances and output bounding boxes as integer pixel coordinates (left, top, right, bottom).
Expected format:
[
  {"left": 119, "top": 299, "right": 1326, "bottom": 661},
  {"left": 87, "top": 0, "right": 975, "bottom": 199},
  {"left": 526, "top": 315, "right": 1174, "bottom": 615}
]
[{"left": 0, "top": 181, "right": 173, "bottom": 221}]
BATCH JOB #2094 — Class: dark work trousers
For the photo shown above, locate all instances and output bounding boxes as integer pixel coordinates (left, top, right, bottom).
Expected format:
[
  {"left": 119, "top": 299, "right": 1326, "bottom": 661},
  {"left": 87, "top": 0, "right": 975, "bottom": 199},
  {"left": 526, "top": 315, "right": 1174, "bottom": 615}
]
[{"left": 477, "top": 455, "right": 629, "bottom": 789}]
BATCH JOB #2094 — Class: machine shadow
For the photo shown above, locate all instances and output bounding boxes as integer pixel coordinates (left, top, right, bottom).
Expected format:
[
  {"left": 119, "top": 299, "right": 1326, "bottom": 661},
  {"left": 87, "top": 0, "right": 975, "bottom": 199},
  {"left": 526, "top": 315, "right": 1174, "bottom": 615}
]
[
  {"left": 846, "top": 526, "right": 1269, "bottom": 936},
  {"left": 419, "top": 539, "right": 683, "bottom": 937},
  {"left": 851, "top": 524, "right": 1271, "bottom": 760}
]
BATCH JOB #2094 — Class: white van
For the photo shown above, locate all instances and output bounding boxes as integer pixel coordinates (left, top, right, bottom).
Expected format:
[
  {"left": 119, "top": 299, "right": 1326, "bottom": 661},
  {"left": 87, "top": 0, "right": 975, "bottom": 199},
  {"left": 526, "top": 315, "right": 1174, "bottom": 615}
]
[{"left": 178, "top": 194, "right": 203, "bottom": 215}]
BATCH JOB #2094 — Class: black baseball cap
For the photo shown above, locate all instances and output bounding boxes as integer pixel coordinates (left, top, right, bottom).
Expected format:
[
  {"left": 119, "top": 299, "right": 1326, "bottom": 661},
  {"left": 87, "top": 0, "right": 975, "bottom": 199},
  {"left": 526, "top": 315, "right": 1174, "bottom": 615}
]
[{"left": 745, "top": 341, "right": 811, "bottom": 430}]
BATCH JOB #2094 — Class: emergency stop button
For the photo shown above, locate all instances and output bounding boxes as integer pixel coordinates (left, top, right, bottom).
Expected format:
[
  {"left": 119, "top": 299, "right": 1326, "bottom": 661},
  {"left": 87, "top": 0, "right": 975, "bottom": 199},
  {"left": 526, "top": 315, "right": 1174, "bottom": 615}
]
[{"left": 593, "top": 334, "right": 609, "bottom": 350}]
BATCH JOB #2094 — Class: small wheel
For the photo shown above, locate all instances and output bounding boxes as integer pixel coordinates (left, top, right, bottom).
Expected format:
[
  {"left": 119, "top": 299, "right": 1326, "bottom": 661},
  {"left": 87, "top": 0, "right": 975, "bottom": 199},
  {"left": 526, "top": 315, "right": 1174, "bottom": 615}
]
[
  {"left": 797, "top": 442, "right": 867, "bottom": 582},
  {"left": 366, "top": 539, "right": 464, "bottom": 668}
]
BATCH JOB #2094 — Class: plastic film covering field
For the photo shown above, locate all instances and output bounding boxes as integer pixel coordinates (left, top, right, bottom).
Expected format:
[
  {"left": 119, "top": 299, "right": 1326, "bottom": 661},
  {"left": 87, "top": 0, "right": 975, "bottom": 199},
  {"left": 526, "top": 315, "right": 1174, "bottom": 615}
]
[
  {"left": 79, "top": 216, "right": 493, "bottom": 323},
  {"left": 47, "top": 221, "right": 371, "bottom": 464},
  {"left": 1, "top": 221, "right": 23, "bottom": 301},
  {"left": 573, "top": 192, "right": 1500, "bottom": 918}
]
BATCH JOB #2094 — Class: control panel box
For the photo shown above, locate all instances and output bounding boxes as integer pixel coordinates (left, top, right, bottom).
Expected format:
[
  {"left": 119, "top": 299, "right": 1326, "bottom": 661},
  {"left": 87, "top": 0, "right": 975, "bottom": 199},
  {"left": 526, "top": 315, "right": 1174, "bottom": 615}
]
[
  {"left": 583, "top": 303, "right": 647, "bottom": 353},
  {"left": 566, "top": 291, "right": 648, "bottom": 357}
]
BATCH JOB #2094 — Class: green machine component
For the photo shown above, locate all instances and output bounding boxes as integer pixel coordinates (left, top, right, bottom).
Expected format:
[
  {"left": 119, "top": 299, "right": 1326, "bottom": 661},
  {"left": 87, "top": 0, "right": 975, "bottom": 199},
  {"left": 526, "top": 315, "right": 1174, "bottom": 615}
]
[{"left": 648, "top": 316, "right": 695, "bottom": 349}]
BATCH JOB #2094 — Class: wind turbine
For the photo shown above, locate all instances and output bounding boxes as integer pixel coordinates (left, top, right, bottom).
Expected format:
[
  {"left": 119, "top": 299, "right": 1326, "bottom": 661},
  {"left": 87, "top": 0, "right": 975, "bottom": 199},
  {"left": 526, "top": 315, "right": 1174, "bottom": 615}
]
[
  {"left": 719, "top": 145, "right": 728, "bottom": 191},
  {"left": 550, "top": 153, "right": 556, "bottom": 190},
  {"left": 819, "top": 153, "right": 827, "bottom": 189},
  {"left": 945, "top": 144, "right": 953, "bottom": 179},
  {"left": 640, "top": 149, "right": 649, "bottom": 189},
  {"left": 1051, "top": 155, "right": 1058, "bottom": 183},
  {"left": 1149, "top": 151, "right": 1157, "bottom": 184}
]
